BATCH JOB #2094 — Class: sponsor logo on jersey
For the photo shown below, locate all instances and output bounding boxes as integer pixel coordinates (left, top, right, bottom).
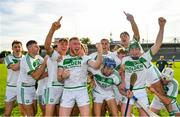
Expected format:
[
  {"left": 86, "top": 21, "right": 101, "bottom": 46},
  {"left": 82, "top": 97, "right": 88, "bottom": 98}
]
[{"left": 63, "top": 57, "right": 82, "bottom": 68}]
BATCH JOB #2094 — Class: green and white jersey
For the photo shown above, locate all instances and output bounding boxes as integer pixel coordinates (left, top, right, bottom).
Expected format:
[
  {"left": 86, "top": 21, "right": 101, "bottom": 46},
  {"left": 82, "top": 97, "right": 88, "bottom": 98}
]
[
  {"left": 122, "top": 50, "right": 153, "bottom": 90},
  {"left": 47, "top": 51, "right": 64, "bottom": 87},
  {"left": 17, "top": 54, "right": 44, "bottom": 86},
  {"left": 88, "top": 67, "right": 121, "bottom": 92},
  {"left": 58, "top": 55, "right": 92, "bottom": 89},
  {"left": 164, "top": 79, "right": 179, "bottom": 99},
  {"left": 4, "top": 54, "right": 24, "bottom": 86}
]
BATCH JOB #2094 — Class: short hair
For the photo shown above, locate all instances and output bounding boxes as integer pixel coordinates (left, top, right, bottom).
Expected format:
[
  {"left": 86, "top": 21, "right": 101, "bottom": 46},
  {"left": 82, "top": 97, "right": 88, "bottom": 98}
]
[
  {"left": 101, "top": 38, "right": 109, "bottom": 43},
  {"left": 113, "top": 44, "right": 123, "bottom": 51},
  {"left": 69, "top": 37, "right": 80, "bottom": 42},
  {"left": 120, "top": 31, "right": 130, "bottom": 37},
  {"left": 26, "top": 40, "right": 37, "bottom": 49},
  {"left": 12, "top": 40, "right": 22, "bottom": 47},
  {"left": 117, "top": 47, "right": 126, "bottom": 55}
]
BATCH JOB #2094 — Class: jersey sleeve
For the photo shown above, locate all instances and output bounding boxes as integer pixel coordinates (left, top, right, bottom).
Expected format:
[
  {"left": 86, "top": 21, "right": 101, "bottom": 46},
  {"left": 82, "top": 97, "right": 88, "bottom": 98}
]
[
  {"left": 25, "top": 56, "right": 36, "bottom": 75},
  {"left": 4, "top": 55, "right": 13, "bottom": 68},
  {"left": 142, "top": 49, "right": 153, "bottom": 61},
  {"left": 139, "top": 50, "right": 153, "bottom": 69},
  {"left": 166, "top": 80, "right": 179, "bottom": 99}
]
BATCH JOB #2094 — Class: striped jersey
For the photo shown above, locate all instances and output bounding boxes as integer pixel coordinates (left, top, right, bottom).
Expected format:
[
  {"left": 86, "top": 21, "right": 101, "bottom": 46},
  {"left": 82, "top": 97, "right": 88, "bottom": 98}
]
[
  {"left": 4, "top": 54, "right": 24, "bottom": 86},
  {"left": 122, "top": 50, "right": 153, "bottom": 89},
  {"left": 58, "top": 55, "right": 92, "bottom": 89},
  {"left": 17, "top": 54, "right": 44, "bottom": 86}
]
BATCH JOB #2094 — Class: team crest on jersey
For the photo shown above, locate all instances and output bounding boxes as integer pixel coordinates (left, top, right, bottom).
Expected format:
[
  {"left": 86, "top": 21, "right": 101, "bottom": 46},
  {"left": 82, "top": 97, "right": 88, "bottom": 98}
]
[
  {"left": 63, "top": 57, "right": 82, "bottom": 68},
  {"left": 94, "top": 74, "right": 114, "bottom": 88},
  {"left": 33, "top": 59, "right": 41, "bottom": 68}
]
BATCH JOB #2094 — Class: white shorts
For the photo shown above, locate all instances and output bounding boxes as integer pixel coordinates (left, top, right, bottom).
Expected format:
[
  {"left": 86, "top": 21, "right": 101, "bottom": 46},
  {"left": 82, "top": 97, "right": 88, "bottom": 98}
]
[
  {"left": 5, "top": 86, "right": 17, "bottom": 102},
  {"left": 146, "top": 65, "right": 160, "bottom": 87},
  {"left": 122, "top": 89, "right": 149, "bottom": 108},
  {"left": 60, "top": 88, "right": 90, "bottom": 108},
  {"left": 150, "top": 97, "right": 180, "bottom": 112},
  {"left": 45, "top": 86, "right": 63, "bottom": 104},
  {"left": 17, "top": 86, "right": 36, "bottom": 105},
  {"left": 37, "top": 88, "right": 46, "bottom": 105},
  {"left": 92, "top": 88, "right": 115, "bottom": 103}
]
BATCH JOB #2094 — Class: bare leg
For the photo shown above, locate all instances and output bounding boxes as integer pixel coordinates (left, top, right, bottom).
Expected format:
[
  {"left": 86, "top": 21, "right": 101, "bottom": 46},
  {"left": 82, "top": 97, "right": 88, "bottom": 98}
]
[
  {"left": 18, "top": 104, "right": 26, "bottom": 116},
  {"left": 59, "top": 106, "right": 73, "bottom": 116},
  {"left": 33, "top": 100, "right": 37, "bottom": 115},
  {"left": 93, "top": 102, "right": 102, "bottom": 116},
  {"left": 3, "top": 101, "right": 15, "bottom": 116},
  {"left": 45, "top": 104, "right": 55, "bottom": 116},
  {"left": 101, "top": 100, "right": 107, "bottom": 116},
  {"left": 23, "top": 104, "right": 35, "bottom": 116},
  {"left": 106, "top": 99, "right": 118, "bottom": 116},
  {"left": 79, "top": 104, "right": 90, "bottom": 116},
  {"left": 121, "top": 103, "right": 133, "bottom": 116}
]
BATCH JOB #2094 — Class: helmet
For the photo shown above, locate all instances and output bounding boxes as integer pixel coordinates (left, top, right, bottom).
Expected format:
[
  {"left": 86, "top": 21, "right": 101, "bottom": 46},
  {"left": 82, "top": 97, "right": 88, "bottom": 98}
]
[
  {"left": 103, "top": 57, "right": 116, "bottom": 69},
  {"left": 161, "top": 68, "right": 174, "bottom": 80}
]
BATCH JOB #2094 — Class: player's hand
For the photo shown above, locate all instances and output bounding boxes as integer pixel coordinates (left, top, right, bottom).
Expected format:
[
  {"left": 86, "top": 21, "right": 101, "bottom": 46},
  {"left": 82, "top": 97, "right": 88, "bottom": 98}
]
[
  {"left": 10, "top": 62, "right": 20, "bottom": 71},
  {"left": 62, "top": 69, "right": 70, "bottom": 79},
  {"left": 124, "top": 11, "right": 134, "bottom": 22},
  {"left": 51, "top": 16, "right": 63, "bottom": 31},
  {"left": 96, "top": 43, "right": 103, "bottom": 54},
  {"left": 119, "top": 81, "right": 125, "bottom": 90},
  {"left": 42, "top": 72, "right": 48, "bottom": 78},
  {"left": 158, "top": 17, "right": 166, "bottom": 28},
  {"left": 126, "top": 90, "right": 133, "bottom": 98}
]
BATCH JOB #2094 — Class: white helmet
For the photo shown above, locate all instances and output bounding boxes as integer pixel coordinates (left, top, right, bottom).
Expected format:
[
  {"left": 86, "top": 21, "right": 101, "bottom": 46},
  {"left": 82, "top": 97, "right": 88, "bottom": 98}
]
[{"left": 161, "top": 67, "right": 174, "bottom": 80}]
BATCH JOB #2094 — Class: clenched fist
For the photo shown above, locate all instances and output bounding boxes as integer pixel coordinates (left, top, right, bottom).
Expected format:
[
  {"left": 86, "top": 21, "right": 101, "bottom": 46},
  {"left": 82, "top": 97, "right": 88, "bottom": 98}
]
[{"left": 158, "top": 17, "right": 166, "bottom": 28}]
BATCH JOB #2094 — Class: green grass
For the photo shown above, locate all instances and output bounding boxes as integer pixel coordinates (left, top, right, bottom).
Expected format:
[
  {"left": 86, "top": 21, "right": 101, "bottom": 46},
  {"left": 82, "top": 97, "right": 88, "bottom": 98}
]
[{"left": 0, "top": 63, "right": 180, "bottom": 116}]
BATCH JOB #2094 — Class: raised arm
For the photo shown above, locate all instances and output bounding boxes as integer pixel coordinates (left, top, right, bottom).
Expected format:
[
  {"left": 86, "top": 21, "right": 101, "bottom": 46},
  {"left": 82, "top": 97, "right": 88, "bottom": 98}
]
[
  {"left": 88, "top": 43, "right": 103, "bottom": 69},
  {"left": 151, "top": 17, "right": 166, "bottom": 55},
  {"left": 44, "top": 16, "right": 62, "bottom": 55},
  {"left": 124, "top": 11, "right": 140, "bottom": 41}
]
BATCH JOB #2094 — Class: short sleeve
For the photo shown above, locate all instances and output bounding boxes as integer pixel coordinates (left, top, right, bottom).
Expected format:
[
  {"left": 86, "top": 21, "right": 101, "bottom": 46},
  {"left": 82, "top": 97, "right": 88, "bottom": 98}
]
[{"left": 4, "top": 56, "right": 13, "bottom": 68}]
